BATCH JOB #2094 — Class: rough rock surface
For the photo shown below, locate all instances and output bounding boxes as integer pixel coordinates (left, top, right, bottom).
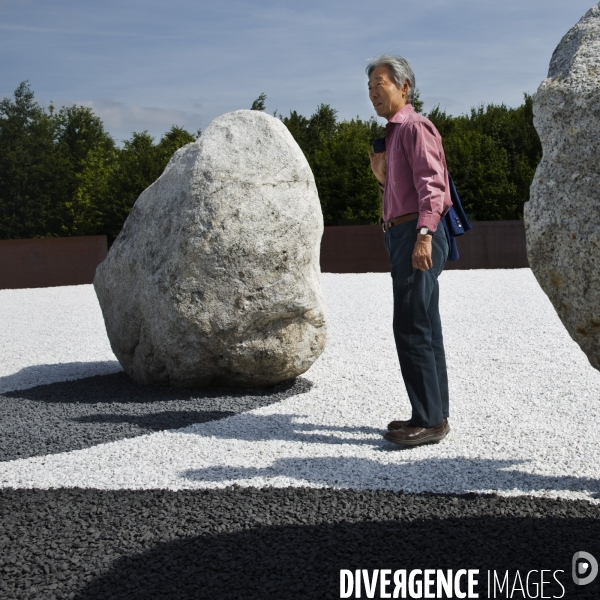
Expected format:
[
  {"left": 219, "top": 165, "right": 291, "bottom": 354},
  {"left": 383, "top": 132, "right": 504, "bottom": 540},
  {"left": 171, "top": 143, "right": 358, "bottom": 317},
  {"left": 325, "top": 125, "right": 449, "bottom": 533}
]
[
  {"left": 94, "top": 110, "right": 326, "bottom": 388},
  {"left": 525, "top": 3, "right": 600, "bottom": 372}
]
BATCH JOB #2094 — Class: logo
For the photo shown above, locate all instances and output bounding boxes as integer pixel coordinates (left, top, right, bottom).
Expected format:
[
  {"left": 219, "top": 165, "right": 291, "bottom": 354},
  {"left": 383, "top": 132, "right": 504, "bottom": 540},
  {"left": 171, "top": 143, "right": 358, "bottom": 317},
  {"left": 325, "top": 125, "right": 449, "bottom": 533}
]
[{"left": 572, "top": 551, "right": 598, "bottom": 586}]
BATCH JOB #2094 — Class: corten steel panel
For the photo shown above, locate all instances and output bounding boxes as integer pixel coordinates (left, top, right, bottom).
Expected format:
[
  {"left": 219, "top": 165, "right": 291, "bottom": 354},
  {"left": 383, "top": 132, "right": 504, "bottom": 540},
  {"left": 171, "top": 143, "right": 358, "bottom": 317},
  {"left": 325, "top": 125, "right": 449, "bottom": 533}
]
[
  {"left": 444, "top": 221, "right": 529, "bottom": 270},
  {"left": 0, "top": 236, "right": 108, "bottom": 290},
  {"left": 320, "top": 225, "right": 389, "bottom": 273},
  {"left": 320, "top": 221, "right": 528, "bottom": 273}
]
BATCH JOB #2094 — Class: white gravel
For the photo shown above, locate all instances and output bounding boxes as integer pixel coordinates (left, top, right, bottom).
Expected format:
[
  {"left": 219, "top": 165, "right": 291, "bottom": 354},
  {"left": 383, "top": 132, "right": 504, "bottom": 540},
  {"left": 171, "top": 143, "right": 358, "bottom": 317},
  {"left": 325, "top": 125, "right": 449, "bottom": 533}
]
[
  {"left": 1, "top": 270, "right": 600, "bottom": 501},
  {"left": 0, "top": 285, "right": 122, "bottom": 394}
]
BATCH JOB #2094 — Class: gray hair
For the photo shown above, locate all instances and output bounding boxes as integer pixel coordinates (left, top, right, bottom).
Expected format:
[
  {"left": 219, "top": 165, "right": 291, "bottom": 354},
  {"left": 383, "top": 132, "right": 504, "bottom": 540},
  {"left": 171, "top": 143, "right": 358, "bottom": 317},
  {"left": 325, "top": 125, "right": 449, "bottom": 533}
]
[{"left": 366, "top": 55, "right": 415, "bottom": 104}]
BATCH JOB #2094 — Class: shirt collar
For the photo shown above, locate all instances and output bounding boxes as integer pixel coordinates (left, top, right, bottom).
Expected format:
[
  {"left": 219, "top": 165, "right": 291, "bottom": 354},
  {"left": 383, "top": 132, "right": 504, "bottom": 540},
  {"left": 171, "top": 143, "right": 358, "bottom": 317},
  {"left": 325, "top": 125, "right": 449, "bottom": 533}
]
[{"left": 388, "top": 103, "right": 414, "bottom": 124}]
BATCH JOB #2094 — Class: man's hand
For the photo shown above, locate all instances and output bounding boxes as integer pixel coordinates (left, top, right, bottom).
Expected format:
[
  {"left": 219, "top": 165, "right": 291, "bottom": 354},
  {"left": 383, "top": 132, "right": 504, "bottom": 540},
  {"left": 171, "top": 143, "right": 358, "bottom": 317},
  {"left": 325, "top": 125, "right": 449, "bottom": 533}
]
[
  {"left": 368, "top": 150, "right": 386, "bottom": 185},
  {"left": 412, "top": 233, "right": 433, "bottom": 271}
]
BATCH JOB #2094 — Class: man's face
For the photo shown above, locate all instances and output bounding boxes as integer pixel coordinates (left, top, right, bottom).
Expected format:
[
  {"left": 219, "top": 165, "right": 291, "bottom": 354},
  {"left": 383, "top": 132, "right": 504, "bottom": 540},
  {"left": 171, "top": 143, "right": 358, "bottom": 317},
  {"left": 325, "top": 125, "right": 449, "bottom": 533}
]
[{"left": 368, "top": 65, "right": 408, "bottom": 121}]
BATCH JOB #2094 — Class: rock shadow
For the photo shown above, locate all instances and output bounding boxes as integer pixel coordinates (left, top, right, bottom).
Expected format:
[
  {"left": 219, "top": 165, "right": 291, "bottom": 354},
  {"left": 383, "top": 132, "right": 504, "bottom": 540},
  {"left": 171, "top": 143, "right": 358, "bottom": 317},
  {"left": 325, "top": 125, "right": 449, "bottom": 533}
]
[
  {"left": 5, "top": 370, "right": 312, "bottom": 405},
  {"left": 0, "top": 374, "right": 312, "bottom": 462},
  {"left": 73, "top": 410, "right": 236, "bottom": 431},
  {"left": 0, "top": 360, "right": 123, "bottom": 394}
]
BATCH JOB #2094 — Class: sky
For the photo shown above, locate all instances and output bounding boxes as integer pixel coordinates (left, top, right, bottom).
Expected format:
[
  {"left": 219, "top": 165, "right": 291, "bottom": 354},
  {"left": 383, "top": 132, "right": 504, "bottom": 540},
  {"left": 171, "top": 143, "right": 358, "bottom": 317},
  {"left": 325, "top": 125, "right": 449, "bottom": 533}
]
[{"left": 0, "top": 0, "right": 597, "bottom": 142}]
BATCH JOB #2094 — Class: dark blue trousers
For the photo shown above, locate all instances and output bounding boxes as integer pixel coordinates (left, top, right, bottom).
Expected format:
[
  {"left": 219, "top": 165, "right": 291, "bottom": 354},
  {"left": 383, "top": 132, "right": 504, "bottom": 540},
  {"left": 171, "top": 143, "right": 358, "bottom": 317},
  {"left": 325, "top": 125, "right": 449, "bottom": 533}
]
[{"left": 384, "top": 220, "right": 449, "bottom": 428}]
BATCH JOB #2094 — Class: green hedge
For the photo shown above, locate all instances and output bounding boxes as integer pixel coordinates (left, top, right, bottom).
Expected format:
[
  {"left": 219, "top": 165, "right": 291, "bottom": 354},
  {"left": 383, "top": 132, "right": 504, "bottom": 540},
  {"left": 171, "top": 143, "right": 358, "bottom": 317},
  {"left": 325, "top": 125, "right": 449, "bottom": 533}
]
[
  {"left": 0, "top": 83, "right": 541, "bottom": 241},
  {"left": 282, "top": 94, "right": 541, "bottom": 225},
  {"left": 0, "top": 82, "right": 195, "bottom": 242}
]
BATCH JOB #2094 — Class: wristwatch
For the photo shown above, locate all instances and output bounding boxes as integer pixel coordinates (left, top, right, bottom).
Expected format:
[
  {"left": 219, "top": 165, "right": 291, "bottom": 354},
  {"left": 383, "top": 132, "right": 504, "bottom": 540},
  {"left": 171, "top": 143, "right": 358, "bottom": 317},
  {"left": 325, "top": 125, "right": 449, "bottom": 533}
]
[{"left": 419, "top": 227, "right": 431, "bottom": 235}]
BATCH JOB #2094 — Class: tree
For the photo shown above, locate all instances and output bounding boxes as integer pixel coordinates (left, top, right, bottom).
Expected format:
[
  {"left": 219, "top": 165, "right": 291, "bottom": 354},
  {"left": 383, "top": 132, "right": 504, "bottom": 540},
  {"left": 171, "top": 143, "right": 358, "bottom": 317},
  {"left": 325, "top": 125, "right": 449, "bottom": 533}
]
[
  {"left": 87, "top": 126, "right": 196, "bottom": 241},
  {"left": 251, "top": 93, "right": 267, "bottom": 111},
  {"left": 442, "top": 129, "right": 518, "bottom": 220},
  {"left": 427, "top": 95, "right": 542, "bottom": 220},
  {"left": 283, "top": 104, "right": 385, "bottom": 225},
  {"left": 0, "top": 82, "right": 120, "bottom": 238},
  {"left": 157, "top": 125, "right": 197, "bottom": 157},
  {"left": 0, "top": 82, "right": 66, "bottom": 239},
  {"left": 412, "top": 88, "right": 424, "bottom": 114},
  {"left": 73, "top": 144, "right": 119, "bottom": 237},
  {"left": 54, "top": 105, "right": 116, "bottom": 235},
  {"left": 0, "top": 83, "right": 542, "bottom": 241},
  {"left": 0, "top": 83, "right": 197, "bottom": 241}
]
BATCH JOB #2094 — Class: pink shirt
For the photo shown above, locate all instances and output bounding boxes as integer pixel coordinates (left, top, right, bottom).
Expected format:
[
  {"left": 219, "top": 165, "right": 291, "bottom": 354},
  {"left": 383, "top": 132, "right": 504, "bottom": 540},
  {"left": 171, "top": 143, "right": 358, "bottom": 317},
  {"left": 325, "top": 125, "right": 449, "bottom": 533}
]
[{"left": 383, "top": 104, "right": 452, "bottom": 232}]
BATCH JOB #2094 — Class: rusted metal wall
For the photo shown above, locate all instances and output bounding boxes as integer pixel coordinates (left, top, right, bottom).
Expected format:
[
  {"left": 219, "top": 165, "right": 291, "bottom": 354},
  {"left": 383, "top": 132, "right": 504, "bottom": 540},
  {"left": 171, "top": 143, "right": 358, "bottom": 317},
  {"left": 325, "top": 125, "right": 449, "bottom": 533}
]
[
  {"left": 320, "top": 225, "right": 389, "bottom": 273},
  {"left": 0, "top": 222, "right": 527, "bottom": 289},
  {"left": 443, "top": 220, "right": 529, "bottom": 271},
  {"left": 0, "top": 236, "right": 108, "bottom": 290},
  {"left": 320, "top": 221, "right": 528, "bottom": 273}
]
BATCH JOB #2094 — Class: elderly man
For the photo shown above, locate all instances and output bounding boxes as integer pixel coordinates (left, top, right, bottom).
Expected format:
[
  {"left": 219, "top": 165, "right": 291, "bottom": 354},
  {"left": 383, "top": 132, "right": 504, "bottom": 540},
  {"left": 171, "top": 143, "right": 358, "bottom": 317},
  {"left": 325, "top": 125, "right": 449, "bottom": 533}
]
[{"left": 367, "top": 55, "right": 452, "bottom": 447}]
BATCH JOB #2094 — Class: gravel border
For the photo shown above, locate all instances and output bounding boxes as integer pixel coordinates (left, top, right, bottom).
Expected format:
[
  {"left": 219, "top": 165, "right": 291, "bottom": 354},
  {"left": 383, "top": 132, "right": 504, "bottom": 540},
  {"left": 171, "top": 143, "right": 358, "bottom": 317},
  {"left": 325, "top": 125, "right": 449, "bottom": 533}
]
[{"left": 1, "top": 487, "right": 599, "bottom": 599}]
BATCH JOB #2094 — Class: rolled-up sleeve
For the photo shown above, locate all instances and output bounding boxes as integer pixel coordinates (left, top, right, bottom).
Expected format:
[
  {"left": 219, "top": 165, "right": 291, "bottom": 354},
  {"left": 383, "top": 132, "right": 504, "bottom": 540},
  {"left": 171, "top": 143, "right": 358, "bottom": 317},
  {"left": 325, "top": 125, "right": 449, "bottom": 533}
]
[{"left": 402, "top": 122, "right": 447, "bottom": 232}]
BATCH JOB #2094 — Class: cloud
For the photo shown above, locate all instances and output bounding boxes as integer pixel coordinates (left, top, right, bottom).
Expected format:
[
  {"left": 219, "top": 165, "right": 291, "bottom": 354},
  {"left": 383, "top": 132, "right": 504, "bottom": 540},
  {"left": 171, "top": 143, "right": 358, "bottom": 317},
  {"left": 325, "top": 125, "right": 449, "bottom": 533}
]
[
  {"left": 421, "top": 96, "right": 461, "bottom": 113},
  {"left": 1, "top": 0, "right": 595, "bottom": 139},
  {"left": 83, "top": 99, "right": 202, "bottom": 142},
  {"left": 0, "top": 23, "right": 178, "bottom": 38}
]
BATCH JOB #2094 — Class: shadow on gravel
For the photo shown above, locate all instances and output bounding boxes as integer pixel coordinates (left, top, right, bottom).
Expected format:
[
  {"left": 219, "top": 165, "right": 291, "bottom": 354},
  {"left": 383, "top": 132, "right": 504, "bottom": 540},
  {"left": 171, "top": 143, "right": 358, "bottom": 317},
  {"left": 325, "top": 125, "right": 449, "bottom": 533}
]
[
  {"left": 0, "top": 373, "right": 312, "bottom": 461},
  {"left": 73, "top": 512, "right": 598, "bottom": 599},
  {"left": 73, "top": 410, "right": 237, "bottom": 431},
  {"left": 178, "top": 411, "right": 382, "bottom": 443},
  {"left": 74, "top": 412, "right": 381, "bottom": 438},
  {"left": 0, "top": 360, "right": 122, "bottom": 394},
  {"left": 183, "top": 455, "right": 600, "bottom": 498},
  {"left": 5, "top": 371, "right": 312, "bottom": 404}
]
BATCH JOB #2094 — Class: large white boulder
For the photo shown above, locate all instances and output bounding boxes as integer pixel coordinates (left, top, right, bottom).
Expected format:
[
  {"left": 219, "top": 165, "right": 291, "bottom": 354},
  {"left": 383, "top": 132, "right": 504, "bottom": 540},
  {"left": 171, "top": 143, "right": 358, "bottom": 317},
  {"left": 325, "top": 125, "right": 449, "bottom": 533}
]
[
  {"left": 94, "top": 110, "right": 327, "bottom": 388},
  {"left": 525, "top": 3, "right": 600, "bottom": 372}
]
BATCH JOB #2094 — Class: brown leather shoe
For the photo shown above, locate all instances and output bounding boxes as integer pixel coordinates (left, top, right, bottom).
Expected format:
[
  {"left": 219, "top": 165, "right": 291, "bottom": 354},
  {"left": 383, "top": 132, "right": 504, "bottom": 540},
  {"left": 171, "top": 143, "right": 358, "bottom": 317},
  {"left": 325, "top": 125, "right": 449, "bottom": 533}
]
[
  {"left": 383, "top": 419, "right": 450, "bottom": 446},
  {"left": 387, "top": 417, "right": 448, "bottom": 431}
]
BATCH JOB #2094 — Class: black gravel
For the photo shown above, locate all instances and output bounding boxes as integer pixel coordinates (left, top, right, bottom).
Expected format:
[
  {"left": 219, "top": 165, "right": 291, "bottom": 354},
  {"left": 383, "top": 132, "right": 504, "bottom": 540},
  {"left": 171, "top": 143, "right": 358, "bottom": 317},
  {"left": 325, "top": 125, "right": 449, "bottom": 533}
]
[
  {"left": 1, "top": 487, "right": 599, "bottom": 599},
  {"left": 0, "top": 373, "right": 312, "bottom": 461}
]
